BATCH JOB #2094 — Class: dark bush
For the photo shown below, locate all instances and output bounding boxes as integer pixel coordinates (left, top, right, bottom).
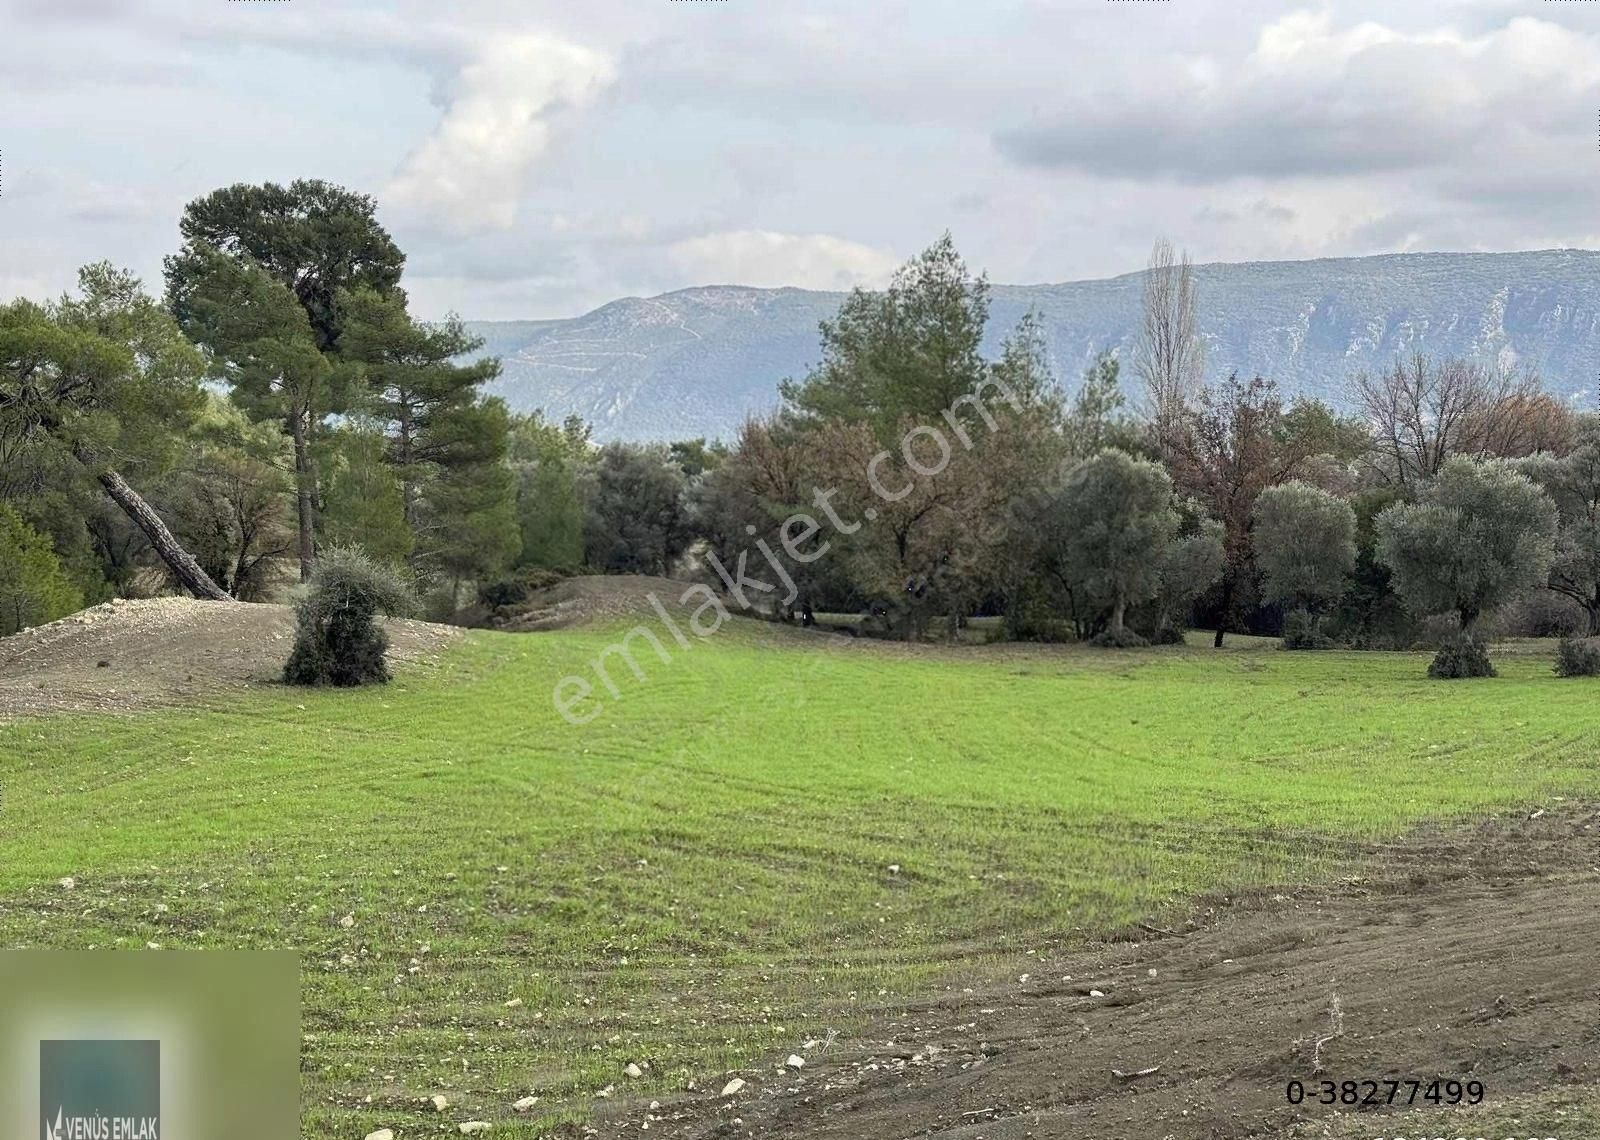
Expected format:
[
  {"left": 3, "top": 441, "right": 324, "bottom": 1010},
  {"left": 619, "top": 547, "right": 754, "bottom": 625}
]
[
  {"left": 476, "top": 565, "right": 572, "bottom": 610},
  {"left": 284, "top": 549, "right": 417, "bottom": 687},
  {"left": 1497, "top": 592, "right": 1586, "bottom": 639},
  {"left": 1428, "top": 632, "right": 1496, "bottom": 679},
  {"left": 1281, "top": 608, "right": 1336, "bottom": 650},
  {"left": 1554, "top": 637, "right": 1600, "bottom": 677},
  {"left": 1090, "top": 625, "right": 1150, "bottom": 649},
  {"left": 1148, "top": 624, "right": 1187, "bottom": 645}
]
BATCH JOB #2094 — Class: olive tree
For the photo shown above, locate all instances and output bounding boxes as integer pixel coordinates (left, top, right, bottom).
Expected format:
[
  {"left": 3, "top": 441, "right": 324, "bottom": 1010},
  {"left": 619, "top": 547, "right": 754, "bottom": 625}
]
[
  {"left": 1151, "top": 512, "right": 1226, "bottom": 643},
  {"left": 1052, "top": 449, "right": 1179, "bottom": 646},
  {"left": 1375, "top": 457, "right": 1557, "bottom": 677},
  {"left": 284, "top": 548, "right": 416, "bottom": 687},
  {"left": 1253, "top": 481, "right": 1357, "bottom": 648},
  {"left": 1521, "top": 417, "right": 1600, "bottom": 635}
]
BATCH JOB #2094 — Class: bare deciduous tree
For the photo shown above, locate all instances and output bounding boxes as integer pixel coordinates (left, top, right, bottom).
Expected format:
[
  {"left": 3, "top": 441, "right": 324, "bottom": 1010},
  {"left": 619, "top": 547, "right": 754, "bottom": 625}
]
[
  {"left": 1135, "top": 238, "right": 1205, "bottom": 455},
  {"left": 1351, "top": 354, "right": 1573, "bottom": 488}
]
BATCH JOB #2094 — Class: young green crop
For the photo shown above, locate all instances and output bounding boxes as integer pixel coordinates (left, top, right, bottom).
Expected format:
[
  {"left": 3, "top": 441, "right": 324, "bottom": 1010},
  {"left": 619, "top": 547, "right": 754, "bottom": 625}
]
[{"left": 2, "top": 623, "right": 1595, "bottom": 1136}]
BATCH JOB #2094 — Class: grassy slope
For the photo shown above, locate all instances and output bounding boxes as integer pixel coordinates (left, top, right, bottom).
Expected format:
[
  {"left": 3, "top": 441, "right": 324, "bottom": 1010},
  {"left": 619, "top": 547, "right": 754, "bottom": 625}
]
[{"left": 2, "top": 623, "right": 1598, "bottom": 1136}]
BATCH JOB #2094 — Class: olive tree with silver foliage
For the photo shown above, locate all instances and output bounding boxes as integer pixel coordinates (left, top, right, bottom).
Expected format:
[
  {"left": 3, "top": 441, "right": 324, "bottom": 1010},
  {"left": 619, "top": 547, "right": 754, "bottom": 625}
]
[
  {"left": 284, "top": 547, "right": 417, "bottom": 687},
  {"left": 1253, "top": 481, "right": 1357, "bottom": 648},
  {"left": 1375, "top": 458, "right": 1557, "bottom": 677},
  {"left": 1520, "top": 416, "right": 1600, "bottom": 636},
  {"left": 1051, "top": 449, "right": 1179, "bottom": 647}
]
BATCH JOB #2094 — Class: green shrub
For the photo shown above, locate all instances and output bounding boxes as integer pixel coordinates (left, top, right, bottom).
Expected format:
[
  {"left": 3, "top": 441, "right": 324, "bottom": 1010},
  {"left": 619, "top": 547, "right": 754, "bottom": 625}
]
[
  {"left": 1554, "top": 637, "right": 1600, "bottom": 678},
  {"left": 0, "top": 503, "right": 84, "bottom": 636},
  {"left": 1281, "top": 608, "right": 1335, "bottom": 650},
  {"left": 1498, "top": 592, "right": 1586, "bottom": 639},
  {"left": 284, "top": 549, "right": 417, "bottom": 687},
  {"left": 477, "top": 565, "right": 572, "bottom": 610},
  {"left": 1090, "top": 625, "right": 1150, "bottom": 649},
  {"left": 1428, "top": 632, "right": 1496, "bottom": 679},
  {"left": 1001, "top": 585, "right": 1075, "bottom": 643}
]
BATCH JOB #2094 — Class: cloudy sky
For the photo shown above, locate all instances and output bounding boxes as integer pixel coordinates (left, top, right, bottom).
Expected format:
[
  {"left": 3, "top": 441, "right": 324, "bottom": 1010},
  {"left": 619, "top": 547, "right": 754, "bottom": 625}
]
[{"left": 3, "top": 0, "right": 1598, "bottom": 319}]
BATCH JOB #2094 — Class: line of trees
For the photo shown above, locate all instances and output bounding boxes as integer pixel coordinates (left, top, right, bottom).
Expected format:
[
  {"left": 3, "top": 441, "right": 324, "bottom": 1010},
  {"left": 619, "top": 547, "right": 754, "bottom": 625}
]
[
  {"left": 5, "top": 212, "right": 1599, "bottom": 680},
  {"left": 562, "top": 235, "right": 1593, "bottom": 679}
]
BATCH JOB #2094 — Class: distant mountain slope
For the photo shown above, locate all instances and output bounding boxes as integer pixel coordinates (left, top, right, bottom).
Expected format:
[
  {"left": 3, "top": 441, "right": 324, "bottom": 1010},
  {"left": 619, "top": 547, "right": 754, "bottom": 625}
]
[{"left": 468, "top": 250, "right": 1600, "bottom": 442}]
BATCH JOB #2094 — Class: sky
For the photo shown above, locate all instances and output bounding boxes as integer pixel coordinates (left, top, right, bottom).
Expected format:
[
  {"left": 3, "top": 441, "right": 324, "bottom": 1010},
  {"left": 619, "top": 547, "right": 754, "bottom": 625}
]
[{"left": 3, "top": 0, "right": 1599, "bottom": 320}]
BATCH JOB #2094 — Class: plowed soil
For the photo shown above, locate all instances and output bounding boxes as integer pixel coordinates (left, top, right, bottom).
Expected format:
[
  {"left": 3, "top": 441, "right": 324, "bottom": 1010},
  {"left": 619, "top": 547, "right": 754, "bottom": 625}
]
[{"left": 596, "top": 808, "right": 1600, "bottom": 1139}]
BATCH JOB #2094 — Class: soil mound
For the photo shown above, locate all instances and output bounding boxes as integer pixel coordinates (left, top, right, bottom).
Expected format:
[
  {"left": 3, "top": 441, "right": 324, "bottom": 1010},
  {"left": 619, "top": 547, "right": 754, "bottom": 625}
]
[
  {"left": 492, "top": 575, "right": 699, "bottom": 631},
  {"left": 0, "top": 597, "right": 457, "bottom": 718}
]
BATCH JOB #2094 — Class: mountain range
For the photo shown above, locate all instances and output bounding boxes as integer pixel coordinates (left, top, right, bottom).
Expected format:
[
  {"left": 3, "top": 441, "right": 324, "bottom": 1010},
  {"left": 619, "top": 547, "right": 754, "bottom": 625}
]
[{"left": 466, "top": 249, "right": 1600, "bottom": 442}]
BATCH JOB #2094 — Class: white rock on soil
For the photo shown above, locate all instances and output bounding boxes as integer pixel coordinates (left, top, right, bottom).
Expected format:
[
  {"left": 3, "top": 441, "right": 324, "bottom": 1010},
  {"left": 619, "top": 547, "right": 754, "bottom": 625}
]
[
  {"left": 364, "top": 1130, "right": 394, "bottom": 1140},
  {"left": 720, "top": 1078, "right": 745, "bottom": 1097},
  {"left": 785, "top": 1054, "right": 805, "bottom": 1070},
  {"left": 624, "top": 1062, "right": 643, "bottom": 1078},
  {"left": 458, "top": 1123, "right": 491, "bottom": 1134},
  {"left": 429, "top": 1094, "right": 449, "bottom": 1112},
  {"left": 504, "top": 998, "right": 523, "bottom": 1008}
]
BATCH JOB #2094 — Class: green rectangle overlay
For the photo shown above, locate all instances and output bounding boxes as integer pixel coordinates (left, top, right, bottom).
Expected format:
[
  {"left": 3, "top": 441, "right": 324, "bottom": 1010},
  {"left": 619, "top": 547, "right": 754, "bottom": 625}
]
[{"left": 1, "top": 952, "right": 298, "bottom": 1140}]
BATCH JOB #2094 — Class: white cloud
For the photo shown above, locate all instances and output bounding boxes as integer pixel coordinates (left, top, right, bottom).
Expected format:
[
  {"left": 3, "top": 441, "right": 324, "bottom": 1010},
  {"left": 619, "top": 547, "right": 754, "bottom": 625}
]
[
  {"left": 666, "top": 231, "right": 899, "bottom": 291},
  {"left": 386, "top": 33, "right": 616, "bottom": 232},
  {"left": 997, "top": 10, "right": 1600, "bottom": 185}
]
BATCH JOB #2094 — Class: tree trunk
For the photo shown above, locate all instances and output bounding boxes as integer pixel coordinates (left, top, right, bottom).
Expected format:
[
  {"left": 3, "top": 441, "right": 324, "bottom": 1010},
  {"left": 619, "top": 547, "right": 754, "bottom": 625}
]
[
  {"left": 97, "top": 468, "right": 232, "bottom": 601},
  {"left": 290, "top": 410, "right": 316, "bottom": 582},
  {"left": 397, "top": 400, "right": 417, "bottom": 530},
  {"left": 1212, "top": 576, "right": 1232, "bottom": 648},
  {"left": 1110, "top": 591, "right": 1128, "bottom": 636}
]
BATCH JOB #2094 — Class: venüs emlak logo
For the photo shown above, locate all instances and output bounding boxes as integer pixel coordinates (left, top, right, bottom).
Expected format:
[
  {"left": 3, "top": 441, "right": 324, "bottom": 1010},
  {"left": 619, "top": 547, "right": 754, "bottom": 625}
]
[{"left": 39, "top": 1041, "right": 160, "bottom": 1140}]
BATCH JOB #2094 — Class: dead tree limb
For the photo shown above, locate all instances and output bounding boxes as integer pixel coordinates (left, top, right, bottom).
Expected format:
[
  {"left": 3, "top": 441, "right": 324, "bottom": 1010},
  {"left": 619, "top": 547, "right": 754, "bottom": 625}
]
[{"left": 95, "top": 467, "right": 232, "bottom": 601}]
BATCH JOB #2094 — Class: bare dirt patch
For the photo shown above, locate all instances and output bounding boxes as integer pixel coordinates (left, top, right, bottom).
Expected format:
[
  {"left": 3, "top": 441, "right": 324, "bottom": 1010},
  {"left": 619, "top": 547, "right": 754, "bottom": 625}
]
[
  {"left": 0, "top": 598, "right": 458, "bottom": 719},
  {"left": 597, "top": 807, "right": 1600, "bottom": 1139}
]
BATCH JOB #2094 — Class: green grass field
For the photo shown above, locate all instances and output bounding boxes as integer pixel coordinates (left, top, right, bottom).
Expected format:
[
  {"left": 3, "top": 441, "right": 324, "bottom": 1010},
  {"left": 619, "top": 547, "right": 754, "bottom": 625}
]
[{"left": 3, "top": 621, "right": 1598, "bottom": 1136}]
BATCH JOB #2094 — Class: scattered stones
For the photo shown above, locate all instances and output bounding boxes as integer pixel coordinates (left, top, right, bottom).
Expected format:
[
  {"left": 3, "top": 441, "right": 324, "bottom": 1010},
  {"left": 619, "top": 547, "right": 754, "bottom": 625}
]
[
  {"left": 720, "top": 1078, "right": 745, "bottom": 1097},
  {"left": 58, "top": 877, "right": 76, "bottom": 891}
]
